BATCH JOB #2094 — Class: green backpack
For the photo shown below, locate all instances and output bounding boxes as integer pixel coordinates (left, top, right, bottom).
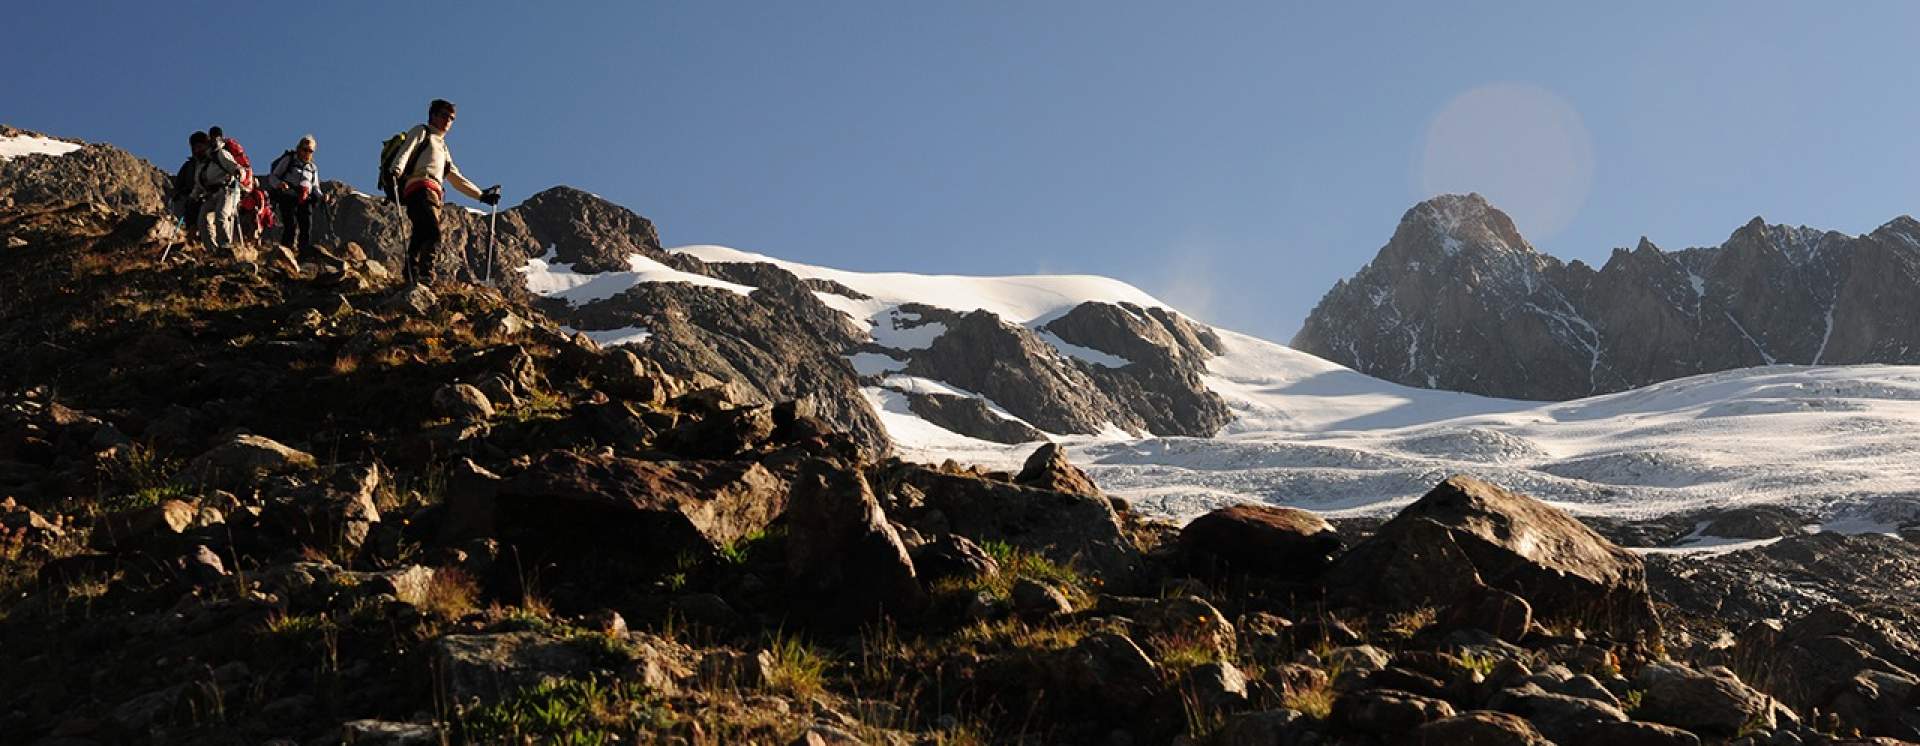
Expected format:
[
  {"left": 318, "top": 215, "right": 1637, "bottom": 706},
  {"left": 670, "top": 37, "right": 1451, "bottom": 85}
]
[{"left": 376, "top": 128, "right": 421, "bottom": 202}]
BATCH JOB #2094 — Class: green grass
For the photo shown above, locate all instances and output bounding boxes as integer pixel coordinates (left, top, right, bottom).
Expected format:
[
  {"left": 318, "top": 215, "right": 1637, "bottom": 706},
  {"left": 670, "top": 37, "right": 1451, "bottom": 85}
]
[
  {"left": 763, "top": 631, "right": 830, "bottom": 698},
  {"left": 460, "top": 676, "right": 672, "bottom": 744},
  {"left": 940, "top": 541, "right": 1087, "bottom": 604}
]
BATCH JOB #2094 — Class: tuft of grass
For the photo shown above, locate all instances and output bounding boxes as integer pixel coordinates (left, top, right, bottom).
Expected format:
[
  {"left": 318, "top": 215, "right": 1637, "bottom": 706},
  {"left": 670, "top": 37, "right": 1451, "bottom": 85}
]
[
  {"left": 938, "top": 541, "right": 1087, "bottom": 606},
  {"left": 1150, "top": 630, "right": 1224, "bottom": 673},
  {"left": 459, "top": 676, "right": 672, "bottom": 744},
  {"left": 957, "top": 617, "right": 1093, "bottom": 654},
  {"left": 261, "top": 611, "right": 336, "bottom": 643},
  {"left": 763, "top": 631, "right": 829, "bottom": 699},
  {"left": 1385, "top": 607, "right": 1437, "bottom": 637},
  {"left": 1620, "top": 688, "right": 1645, "bottom": 716},
  {"left": 1457, "top": 650, "right": 1500, "bottom": 678},
  {"left": 419, "top": 567, "right": 479, "bottom": 620},
  {"left": 1281, "top": 683, "right": 1335, "bottom": 720}
]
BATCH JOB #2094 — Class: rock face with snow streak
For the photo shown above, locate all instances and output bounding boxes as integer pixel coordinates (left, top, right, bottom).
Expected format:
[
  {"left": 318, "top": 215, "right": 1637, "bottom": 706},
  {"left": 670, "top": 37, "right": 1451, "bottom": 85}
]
[{"left": 1295, "top": 192, "right": 1920, "bottom": 400}]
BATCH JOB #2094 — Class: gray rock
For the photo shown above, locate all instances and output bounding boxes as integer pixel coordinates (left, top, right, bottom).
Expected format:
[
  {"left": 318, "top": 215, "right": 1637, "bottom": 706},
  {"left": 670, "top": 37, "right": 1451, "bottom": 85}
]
[
  {"left": 429, "top": 631, "right": 598, "bottom": 707},
  {"left": 783, "top": 463, "right": 925, "bottom": 623},
  {"left": 1181, "top": 661, "right": 1250, "bottom": 713},
  {"left": 904, "top": 390, "right": 1043, "bottom": 444},
  {"left": 343, "top": 720, "right": 441, "bottom": 745},
  {"left": 1010, "top": 578, "right": 1073, "bottom": 619},
  {"left": 1566, "top": 720, "right": 1703, "bottom": 746},
  {"left": 1335, "top": 688, "right": 1456, "bottom": 735},
  {"left": 1486, "top": 683, "right": 1628, "bottom": 744},
  {"left": 909, "top": 534, "right": 999, "bottom": 584},
  {"left": 1178, "top": 504, "right": 1341, "bottom": 580},
  {"left": 432, "top": 383, "right": 494, "bottom": 421},
  {"left": 1324, "top": 475, "right": 1659, "bottom": 641},
  {"left": 1414, "top": 711, "right": 1552, "bottom": 745},
  {"left": 382, "top": 282, "right": 437, "bottom": 315},
  {"left": 187, "top": 433, "right": 316, "bottom": 489},
  {"left": 1635, "top": 664, "right": 1778, "bottom": 737}
]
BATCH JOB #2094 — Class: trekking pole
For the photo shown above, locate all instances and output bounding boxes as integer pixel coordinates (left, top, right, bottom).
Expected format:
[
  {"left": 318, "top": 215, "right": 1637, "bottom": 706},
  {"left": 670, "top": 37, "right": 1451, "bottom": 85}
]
[{"left": 484, "top": 197, "right": 498, "bottom": 286}]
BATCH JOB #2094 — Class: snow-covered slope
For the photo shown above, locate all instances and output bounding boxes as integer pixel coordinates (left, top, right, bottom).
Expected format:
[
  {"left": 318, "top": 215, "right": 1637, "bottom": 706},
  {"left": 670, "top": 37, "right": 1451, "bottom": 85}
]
[
  {"left": 0, "top": 133, "right": 83, "bottom": 161},
  {"left": 516, "top": 244, "right": 1920, "bottom": 536}
]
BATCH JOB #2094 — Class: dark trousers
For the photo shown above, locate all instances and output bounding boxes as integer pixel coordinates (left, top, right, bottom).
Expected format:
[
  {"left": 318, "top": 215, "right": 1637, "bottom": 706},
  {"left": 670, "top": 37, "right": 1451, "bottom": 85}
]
[
  {"left": 274, "top": 192, "right": 314, "bottom": 252},
  {"left": 403, "top": 186, "right": 443, "bottom": 284}
]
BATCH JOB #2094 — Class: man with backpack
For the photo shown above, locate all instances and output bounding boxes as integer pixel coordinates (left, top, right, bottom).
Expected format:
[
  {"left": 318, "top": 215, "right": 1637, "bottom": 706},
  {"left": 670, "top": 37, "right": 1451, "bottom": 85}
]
[
  {"left": 382, "top": 99, "right": 501, "bottom": 286},
  {"left": 191, "top": 130, "right": 244, "bottom": 252},
  {"left": 168, "top": 131, "right": 203, "bottom": 234},
  {"left": 268, "top": 135, "right": 324, "bottom": 254}
]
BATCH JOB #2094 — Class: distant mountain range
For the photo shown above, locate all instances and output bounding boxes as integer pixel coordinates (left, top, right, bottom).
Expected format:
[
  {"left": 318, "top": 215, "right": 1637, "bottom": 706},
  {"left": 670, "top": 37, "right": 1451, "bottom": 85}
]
[{"left": 1293, "top": 192, "right": 1920, "bottom": 401}]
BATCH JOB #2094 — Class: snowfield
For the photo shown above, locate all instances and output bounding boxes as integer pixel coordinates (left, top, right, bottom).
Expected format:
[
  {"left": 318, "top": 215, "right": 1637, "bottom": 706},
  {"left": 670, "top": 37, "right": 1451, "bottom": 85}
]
[
  {"left": 0, "top": 134, "right": 84, "bottom": 161},
  {"left": 520, "top": 245, "right": 1920, "bottom": 539}
]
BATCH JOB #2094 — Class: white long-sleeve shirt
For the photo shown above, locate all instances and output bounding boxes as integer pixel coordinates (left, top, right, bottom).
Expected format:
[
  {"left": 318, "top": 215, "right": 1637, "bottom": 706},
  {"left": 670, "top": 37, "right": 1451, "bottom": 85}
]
[{"left": 389, "top": 124, "right": 483, "bottom": 200}]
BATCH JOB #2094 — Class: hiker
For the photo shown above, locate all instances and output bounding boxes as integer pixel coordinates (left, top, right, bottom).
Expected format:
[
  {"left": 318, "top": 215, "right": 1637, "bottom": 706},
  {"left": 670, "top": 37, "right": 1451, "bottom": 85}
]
[
  {"left": 168, "top": 132, "right": 203, "bottom": 233},
  {"left": 190, "top": 131, "right": 243, "bottom": 252},
  {"left": 267, "top": 135, "right": 324, "bottom": 253},
  {"left": 384, "top": 99, "right": 501, "bottom": 285}
]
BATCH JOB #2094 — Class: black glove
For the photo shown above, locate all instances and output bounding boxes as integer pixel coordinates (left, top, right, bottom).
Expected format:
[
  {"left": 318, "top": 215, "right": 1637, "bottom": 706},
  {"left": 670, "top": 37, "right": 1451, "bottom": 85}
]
[{"left": 480, "top": 185, "right": 502, "bottom": 206}]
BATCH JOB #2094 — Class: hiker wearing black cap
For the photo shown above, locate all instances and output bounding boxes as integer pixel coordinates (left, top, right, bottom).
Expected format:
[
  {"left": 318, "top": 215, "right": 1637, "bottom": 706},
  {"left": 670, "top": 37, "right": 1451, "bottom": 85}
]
[
  {"left": 267, "top": 134, "right": 324, "bottom": 254},
  {"left": 190, "top": 130, "right": 243, "bottom": 252},
  {"left": 383, "top": 99, "right": 501, "bottom": 285}
]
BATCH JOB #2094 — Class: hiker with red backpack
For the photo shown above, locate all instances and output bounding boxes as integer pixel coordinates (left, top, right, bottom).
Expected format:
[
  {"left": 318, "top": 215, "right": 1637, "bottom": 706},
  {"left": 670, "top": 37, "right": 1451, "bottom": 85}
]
[
  {"left": 267, "top": 135, "right": 324, "bottom": 254},
  {"left": 381, "top": 99, "right": 501, "bottom": 286},
  {"left": 189, "top": 130, "right": 243, "bottom": 252}
]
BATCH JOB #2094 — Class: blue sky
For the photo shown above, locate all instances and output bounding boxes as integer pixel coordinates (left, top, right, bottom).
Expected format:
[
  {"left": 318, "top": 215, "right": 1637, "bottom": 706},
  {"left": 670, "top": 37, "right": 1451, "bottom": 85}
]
[{"left": 7, "top": 3, "right": 1919, "bottom": 342}]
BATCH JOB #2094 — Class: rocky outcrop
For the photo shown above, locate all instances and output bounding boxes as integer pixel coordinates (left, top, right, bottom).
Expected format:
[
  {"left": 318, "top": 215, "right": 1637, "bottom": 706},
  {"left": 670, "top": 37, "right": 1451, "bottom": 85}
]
[
  {"left": 0, "top": 126, "right": 168, "bottom": 215},
  {"left": 493, "top": 451, "right": 791, "bottom": 560},
  {"left": 513, "top": 185, "right": 665, "bottom": 271},
  {"left": 904, "top": 391, "right": 1043, "bottom": 444},
  {"left": 1178, "top": 504, "right": 1341, "bottom": 581},
  {"left": 1297, "top": 193, "right": 1920, "bottom": 400},
  {"left": 1323, "top": 475, "right": 1659, "bottom": 639}
]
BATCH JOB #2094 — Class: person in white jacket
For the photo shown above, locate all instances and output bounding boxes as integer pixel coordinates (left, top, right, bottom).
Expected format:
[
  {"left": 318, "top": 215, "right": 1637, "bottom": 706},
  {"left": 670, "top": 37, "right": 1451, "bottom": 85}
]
[
  {"left": 191, "top": 131, "right": 243, "bottom": 252},
  {"left": 385, "top": 99, "right": 500, "bottom": 285},
  {"left": 267, "top": 135, "right": 324, "bottom": 253}
]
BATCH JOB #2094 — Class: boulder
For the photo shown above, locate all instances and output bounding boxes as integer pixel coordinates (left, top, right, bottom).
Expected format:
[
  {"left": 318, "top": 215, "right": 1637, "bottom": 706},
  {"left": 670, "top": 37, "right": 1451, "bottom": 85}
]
[
  {"left": 1054, "top": 632, "right": 1162, "bottom": 711},
  {"left": 1565, "top": 721, "right": 1702, "bottom": 746},
  {"left": 261, "top": 463, "right": 382, "bottom": 550},
  {"left": 343, "top": 720, "right": 440, "bottom": 745},
  {"left": 909, "top": 534, "right": 999, "bottom": 584},
  {"left": 187, "top": 433, "right": 316, "bottom": 489},
  {"left": 1826, "top": 669, "right": 1920, "bottom": 740},
  {"left": 1335, "top": 689, "right": 1457, "bottom": 736},
  {"left": 1635, "top": 664, "right": 1777, "bottom": 737},
  {"left": 1013, "top": 442, "right": 1101, "bottom": 497},
  {"left": 1442, "top": 587, "right": 1534, "bottom": 643},
  {"left": 1010, "top": 578, "right": 1072, "bottom": 619},
  {"left": 1178, "top": 504, "right": 1341, "bottom": 580},
  {"left": 1323, "top": 476, "right": 1658, "bottom": 640},
  {"left": 782, "top": 463, "right": 924, "bottom": 623},
  {"left": 432, "top": 383, "right": 494, "bottom": 422},
  {"left": 381, "top": 283, "right": 437, "bottom": 315},
  {"left": 662, "top": 405, "right": 777, "bottom": 459},
  {"left": 92, "top": 499, "right": 196, "bottom": 549},
  {"left": 886, "top": 464, "right": 1139, "bottom": 583},
  {"left": 1182, "top": 661, "right": 1250, "bottom": 713},
  {"left": 495, "top": 451, "right": 790, "bottom": 561},
  {"left": 1098, "top": 595, "right": 1237, "bottom": 660},
  {"left": 1485, "top": 683, "right": 1629, "bottom": 743},
  {"left": 1415, "top": 711, "right": 1552, "bottom": 746},
  {"left": 1218, "top": 709, "right": 1309, "bottom": 746},
  {"left": 439, "top": 458, "right": 504, "bottom": 542},
  {"left": 428, "top": 631, "right": 595, "bottom": 707}
]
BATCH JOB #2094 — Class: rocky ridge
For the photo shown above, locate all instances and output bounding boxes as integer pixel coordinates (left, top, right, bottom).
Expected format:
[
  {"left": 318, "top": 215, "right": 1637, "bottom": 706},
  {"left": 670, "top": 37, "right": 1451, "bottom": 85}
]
[{"left": 1295, "top": 192, "right": 1920, "bottom": 401}]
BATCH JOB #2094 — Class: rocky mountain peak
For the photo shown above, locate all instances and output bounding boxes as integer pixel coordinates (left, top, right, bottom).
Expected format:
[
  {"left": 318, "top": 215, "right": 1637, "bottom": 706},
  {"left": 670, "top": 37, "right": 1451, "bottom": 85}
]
[
  {"left": 1387, "top": 192, "right": 1534, "bottom": 264},
  {"left": 514, "top": 186, "right": 666, "bottom": 272}
]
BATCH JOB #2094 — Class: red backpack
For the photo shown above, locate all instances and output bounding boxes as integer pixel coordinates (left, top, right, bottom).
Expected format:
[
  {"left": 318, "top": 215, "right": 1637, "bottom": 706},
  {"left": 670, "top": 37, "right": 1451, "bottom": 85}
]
[{"left": 223, "top": 137, "right": 255, "bottom": 189}]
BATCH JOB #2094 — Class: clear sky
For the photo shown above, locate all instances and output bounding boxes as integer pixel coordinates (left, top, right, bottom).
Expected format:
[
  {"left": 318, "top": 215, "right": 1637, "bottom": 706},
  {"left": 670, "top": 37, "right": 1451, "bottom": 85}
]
[{"left": 7, "top": 2, "right": 1918, "bottom": 342}]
